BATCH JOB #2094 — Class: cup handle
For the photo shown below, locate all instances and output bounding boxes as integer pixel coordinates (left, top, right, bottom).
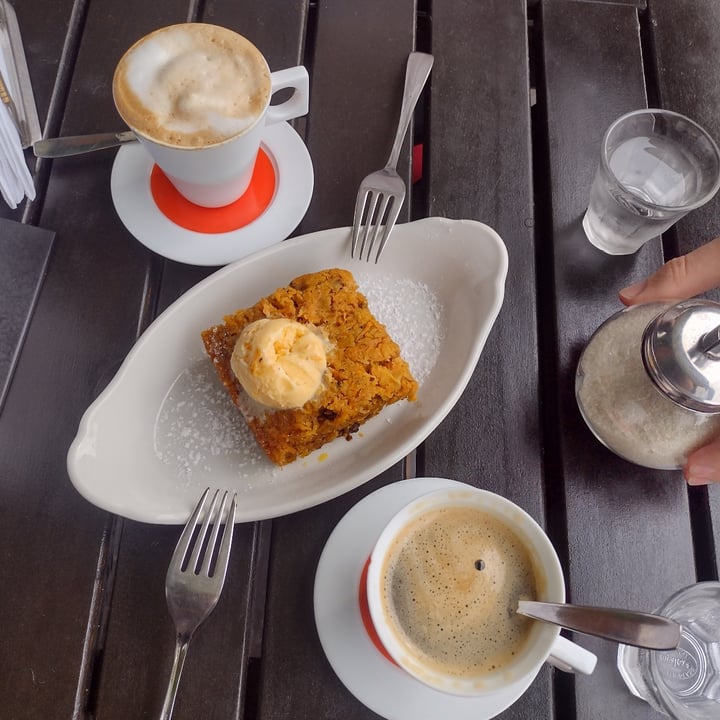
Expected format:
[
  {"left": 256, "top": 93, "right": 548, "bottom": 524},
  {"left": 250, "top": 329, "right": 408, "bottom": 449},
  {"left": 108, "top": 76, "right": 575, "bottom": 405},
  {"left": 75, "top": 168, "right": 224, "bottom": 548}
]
[
  {"left": 266, "top": 66, "right": 310, "bottom": 125},
  {"left": 546, "top": 635, "right": 597, "bottom": 675}
]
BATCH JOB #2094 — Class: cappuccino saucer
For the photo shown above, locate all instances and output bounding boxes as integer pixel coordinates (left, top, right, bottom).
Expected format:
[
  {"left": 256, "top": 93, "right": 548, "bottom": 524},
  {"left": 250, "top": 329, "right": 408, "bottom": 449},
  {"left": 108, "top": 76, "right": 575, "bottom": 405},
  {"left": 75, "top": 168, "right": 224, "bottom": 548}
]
[
  {"left": 110, "top": 122, "right": 313, "bottom": 266},
  {"left": 313, "top": 478, "right": 536, "bottom": 720}
]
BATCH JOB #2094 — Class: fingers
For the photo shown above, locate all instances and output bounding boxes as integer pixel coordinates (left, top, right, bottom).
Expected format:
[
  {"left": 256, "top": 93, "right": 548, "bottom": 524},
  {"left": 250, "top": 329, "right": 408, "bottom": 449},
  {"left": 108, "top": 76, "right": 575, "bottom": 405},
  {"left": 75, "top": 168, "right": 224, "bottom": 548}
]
[
  {"left": 684, "top": 440, "right": 720, "bottom": 485},
  {"left": 617, "top": 237, "right": 720, "bottom": 485},
  {"left": 620, "top": 236, "right": 720, "bottom": 306}
]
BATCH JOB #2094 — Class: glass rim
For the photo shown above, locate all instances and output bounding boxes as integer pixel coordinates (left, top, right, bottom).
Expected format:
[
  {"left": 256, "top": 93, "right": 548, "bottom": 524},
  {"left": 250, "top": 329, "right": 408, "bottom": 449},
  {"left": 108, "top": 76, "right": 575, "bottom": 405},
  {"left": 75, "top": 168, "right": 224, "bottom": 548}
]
[
  {"left": 600, "top": 108, "right": 720, "bottom": 213},
  {"left": 657, "top": 580, "right": 720, "bottom": 615}
]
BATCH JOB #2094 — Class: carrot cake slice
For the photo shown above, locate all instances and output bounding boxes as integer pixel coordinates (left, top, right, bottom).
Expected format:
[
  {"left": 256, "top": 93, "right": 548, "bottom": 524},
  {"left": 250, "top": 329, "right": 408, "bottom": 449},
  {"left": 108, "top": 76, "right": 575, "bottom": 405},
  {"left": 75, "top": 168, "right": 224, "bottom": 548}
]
[{"left": 201, "top": 268, "right": 418, "bottom": 465}]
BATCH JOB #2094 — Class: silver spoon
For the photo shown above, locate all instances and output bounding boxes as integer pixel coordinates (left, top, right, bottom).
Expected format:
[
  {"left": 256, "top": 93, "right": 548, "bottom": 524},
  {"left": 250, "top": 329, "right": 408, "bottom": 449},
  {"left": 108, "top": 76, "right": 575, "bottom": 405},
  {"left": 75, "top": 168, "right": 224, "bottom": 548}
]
[
  {"left": 33, "top": 130, "right": 137, "bottom": 158},
  {"left": 517, "top": 600, "right": 682, "bottom": 650}
]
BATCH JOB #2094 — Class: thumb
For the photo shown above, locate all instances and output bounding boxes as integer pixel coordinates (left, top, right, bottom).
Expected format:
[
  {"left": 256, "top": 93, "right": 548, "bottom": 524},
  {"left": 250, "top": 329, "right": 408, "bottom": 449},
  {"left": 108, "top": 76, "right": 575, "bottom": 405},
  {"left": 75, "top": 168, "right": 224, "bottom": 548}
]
[
  {"left": 684, "top": 438, "right": 720, "bottom": 485},
  {"left": 619, "top": 236, "right": 720, "bottom": 306}
]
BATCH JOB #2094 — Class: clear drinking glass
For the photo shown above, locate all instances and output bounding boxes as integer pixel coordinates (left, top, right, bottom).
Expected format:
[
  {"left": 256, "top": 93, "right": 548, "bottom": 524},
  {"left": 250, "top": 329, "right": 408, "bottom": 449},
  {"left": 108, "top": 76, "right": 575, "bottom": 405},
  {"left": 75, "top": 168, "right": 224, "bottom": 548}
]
[
  {"left": 617, "top": 582, "right": 720, "bottom": 719},
  {"left": 583, "top": 109, "right": 720, "bottom": 255}
]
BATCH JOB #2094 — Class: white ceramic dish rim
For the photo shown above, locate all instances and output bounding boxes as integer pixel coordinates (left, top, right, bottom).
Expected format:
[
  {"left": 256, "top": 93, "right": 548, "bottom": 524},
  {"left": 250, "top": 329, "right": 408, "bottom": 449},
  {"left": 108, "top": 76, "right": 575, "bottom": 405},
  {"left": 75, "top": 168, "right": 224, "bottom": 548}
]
[{"left": 66, "top": 217, "right": 508, "bottom": 524}]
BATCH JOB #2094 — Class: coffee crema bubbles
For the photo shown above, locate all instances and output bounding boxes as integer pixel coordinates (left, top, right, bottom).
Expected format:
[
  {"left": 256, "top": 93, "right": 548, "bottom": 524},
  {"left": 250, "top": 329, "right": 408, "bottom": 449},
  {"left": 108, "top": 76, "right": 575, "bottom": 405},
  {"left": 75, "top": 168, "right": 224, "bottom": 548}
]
[
  {"left": 113, "top": 24, "right": 271, "bottom": 147},
  {"left": 380, "top": 506, "right": 539, "bottom": 678}
]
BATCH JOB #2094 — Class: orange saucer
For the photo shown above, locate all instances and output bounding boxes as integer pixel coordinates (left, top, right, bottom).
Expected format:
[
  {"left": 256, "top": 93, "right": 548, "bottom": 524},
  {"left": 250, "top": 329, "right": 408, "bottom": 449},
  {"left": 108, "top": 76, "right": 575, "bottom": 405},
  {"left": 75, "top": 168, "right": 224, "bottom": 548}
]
[
  {"left": 314, "top": 478, "right": 535, "bottom": 720},
  {"left": 150, "top": 149, "right": 276, "bottom": 234},
  {"left": 110, "top": 122, "right": 313, "bottom": 266}
]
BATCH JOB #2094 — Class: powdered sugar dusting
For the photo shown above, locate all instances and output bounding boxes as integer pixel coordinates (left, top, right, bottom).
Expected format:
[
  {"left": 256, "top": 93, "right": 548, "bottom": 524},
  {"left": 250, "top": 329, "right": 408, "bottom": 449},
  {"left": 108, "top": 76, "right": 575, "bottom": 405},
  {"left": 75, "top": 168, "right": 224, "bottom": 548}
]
[
  {"left": 358, "top": 274, "right": 444, "bottom": 385},
  {"left": 153, "top": 274, "right": 444, "bottom": 480},
  {"left": 153, "top": 360, "right": 278, "bottom": 487}
]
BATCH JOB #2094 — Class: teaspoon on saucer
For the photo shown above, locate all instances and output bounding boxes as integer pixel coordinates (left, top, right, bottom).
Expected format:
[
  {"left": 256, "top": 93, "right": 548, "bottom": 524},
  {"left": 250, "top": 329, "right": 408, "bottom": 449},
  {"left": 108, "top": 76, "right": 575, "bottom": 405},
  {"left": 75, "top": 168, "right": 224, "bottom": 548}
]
[
  {"left": 33, "top": 130, "right": 137, "bottom": 158},
  {"left": 517, "top": 600, "right": 682, "bottom": 650}
]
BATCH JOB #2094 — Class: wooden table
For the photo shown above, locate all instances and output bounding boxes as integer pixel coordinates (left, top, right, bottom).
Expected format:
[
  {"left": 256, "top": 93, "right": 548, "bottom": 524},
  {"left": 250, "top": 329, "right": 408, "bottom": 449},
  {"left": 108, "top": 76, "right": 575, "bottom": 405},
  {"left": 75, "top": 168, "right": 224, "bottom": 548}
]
[{"left": 2, "top": 1, "right": 719, "bottom": 718}]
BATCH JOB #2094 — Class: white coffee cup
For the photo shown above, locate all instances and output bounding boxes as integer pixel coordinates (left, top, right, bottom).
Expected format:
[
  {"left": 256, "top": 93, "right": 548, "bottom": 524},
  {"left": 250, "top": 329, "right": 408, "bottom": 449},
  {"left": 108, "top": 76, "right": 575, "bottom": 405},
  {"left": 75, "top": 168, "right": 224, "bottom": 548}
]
[
  {"left": 112, "top": 23, "right": 309, "bottom": 208},
  {"left": 366, "top": 486, "right": 596, "bottom": 696}
]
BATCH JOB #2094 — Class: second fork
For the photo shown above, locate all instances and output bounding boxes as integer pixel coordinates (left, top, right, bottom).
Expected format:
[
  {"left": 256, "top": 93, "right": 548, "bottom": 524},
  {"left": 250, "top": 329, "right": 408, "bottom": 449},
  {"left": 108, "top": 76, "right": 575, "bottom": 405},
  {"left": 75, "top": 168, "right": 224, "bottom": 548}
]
[
  {"left": 160, "top": 488, "right": 237, "bottom": 720},
  {"left": 351, "top": 51, "right": 434, "bottom": 263}
]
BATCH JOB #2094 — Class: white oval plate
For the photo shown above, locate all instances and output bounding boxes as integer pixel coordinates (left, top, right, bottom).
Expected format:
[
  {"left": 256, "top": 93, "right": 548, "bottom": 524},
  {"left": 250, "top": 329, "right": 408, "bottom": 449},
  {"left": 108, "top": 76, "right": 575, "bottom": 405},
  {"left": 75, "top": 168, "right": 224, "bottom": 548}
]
[{"left": 66, "top": 217, "right": 508, "bottom": 524}]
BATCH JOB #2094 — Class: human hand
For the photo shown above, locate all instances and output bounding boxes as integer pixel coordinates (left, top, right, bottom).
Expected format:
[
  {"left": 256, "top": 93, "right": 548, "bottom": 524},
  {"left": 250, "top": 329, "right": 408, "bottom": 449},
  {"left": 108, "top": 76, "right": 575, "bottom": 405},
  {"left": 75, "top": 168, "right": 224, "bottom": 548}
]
[
  {"left": 619, "top": 236, "right": 720, "bottom": 306},
  {"left": 619, "top": 237, "right": 720, "bottom": 485}
]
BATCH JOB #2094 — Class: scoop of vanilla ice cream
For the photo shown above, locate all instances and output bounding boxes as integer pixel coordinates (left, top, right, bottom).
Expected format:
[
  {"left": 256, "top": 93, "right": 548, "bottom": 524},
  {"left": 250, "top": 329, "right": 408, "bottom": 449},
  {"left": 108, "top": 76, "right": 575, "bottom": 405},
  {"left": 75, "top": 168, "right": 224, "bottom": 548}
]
[{"left": 231, "top": 318, "right": 327, "bottom": 409}]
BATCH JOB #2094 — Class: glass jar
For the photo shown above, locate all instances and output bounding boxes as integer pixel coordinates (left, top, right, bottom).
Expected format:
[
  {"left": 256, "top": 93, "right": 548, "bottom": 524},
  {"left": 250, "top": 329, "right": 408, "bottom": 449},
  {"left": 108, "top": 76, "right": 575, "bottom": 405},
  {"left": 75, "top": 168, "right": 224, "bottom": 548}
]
[
  {"left": 617, "top": 581, "right": 720, "bottom": 720},
  {"left": 576, "top": 300, "right": 720, "bottom": 469}
]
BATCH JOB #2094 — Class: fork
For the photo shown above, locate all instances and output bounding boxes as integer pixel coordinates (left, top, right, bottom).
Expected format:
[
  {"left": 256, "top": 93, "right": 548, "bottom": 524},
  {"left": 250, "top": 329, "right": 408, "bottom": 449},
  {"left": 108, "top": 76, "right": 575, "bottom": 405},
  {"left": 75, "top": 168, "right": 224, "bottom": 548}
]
[
  {"left": 159, "top": 488, "right": 237, "bottom": 720},
  {"left": 351, "top": 51, "right": 434, "bottom": 263}
]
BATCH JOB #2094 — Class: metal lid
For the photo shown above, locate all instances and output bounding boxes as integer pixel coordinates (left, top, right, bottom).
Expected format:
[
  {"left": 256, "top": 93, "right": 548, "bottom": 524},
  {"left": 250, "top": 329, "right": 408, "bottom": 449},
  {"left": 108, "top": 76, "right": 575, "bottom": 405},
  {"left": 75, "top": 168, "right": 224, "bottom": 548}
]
[{"left": 642, "top": 299, "right": 720, "bottom": 413}]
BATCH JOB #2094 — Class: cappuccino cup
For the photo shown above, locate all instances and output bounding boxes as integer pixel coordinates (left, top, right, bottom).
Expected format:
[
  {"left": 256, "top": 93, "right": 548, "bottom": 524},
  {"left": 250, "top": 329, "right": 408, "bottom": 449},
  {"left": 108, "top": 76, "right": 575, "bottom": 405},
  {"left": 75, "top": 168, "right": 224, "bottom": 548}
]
[
  {"left": 112, "top": 23, "right": 309, "bottom": 208},
  {"left": 366, "top": 486, "right": 596, "bottom": 696}
]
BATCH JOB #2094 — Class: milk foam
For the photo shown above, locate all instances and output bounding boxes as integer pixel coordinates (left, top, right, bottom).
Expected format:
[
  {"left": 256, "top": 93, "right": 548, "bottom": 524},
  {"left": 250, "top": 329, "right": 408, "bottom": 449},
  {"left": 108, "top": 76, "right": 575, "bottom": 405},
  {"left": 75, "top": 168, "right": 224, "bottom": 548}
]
[
  {"left": 113, "top": 24, "right": 271, "bottom": 147},
  {"left": 381, "top": 506, "right": 538, "bottom": 678}
]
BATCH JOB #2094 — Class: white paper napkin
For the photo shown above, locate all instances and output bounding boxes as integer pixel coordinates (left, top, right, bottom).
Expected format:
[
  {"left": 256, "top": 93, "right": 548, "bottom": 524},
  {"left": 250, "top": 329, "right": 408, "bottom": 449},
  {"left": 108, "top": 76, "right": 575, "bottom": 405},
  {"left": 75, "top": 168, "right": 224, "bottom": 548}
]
[
  {"left": 0, "top": 48, "right": 34, "bottom": 209},
  {"left": 0, "top": 100, "right": 34, "bottom": 207}
]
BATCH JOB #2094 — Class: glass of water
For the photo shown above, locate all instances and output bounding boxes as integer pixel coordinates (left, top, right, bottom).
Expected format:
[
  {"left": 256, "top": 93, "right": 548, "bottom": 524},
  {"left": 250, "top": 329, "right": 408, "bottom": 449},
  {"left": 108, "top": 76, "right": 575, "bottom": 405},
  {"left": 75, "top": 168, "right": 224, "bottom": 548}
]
[
  {"left": 617, "top": 581, "right": 720, "bottom": 719},
  {"left": 583, "top": 109, "right": 720, "bottom": 255}
]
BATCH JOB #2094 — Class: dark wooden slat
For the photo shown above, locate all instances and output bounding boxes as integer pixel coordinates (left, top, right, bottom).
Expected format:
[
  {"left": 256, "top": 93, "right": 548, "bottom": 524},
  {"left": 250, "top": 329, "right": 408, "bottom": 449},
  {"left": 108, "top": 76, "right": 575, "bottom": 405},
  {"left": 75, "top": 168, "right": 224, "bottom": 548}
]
[
  {"left": 296, "top": 0, "right": 416, "bottom": 234},
  {"left": 204, "top": 0, "right": 308, "bottom": 71},
  {"left": 541, "top": 2, "right": 697, "bottom": 719},
  {"left": 425, "top": 0, "right": 538, "bottom": 501},
  {"left": 647, "top": 0, "right": 720, "bottom": 569},
  {"left": 259, "top": 470, "right": 404, "bottom": 720},
  {"left": 255, "top": 2, "right": 416, "bottom": 718},
  {"left": 4, "top": 0, "right": 192, "bottom": 717},
  {"left": 0, "top": 219, "right": 53, "bottom": 408},
  {"left": 94, "top": 520, "right": 260, "bottom": 719},
  {"left": 10, "top": 0, "right": 66, "bottom": 131},
  {"left": 646, "top": 0, "right": 720, "bottom": 262},
  {"left": 0, "top": 1, "right": 152, "bottom": 717},
  {"left": 91, "top": 2, "right": 310, "bottom": 719},
  {"left": 423, "top": 1, "right": 551, "bottom": 716},
  {"left": 559, "top": 0, "right": 645, "bottom": 6}
]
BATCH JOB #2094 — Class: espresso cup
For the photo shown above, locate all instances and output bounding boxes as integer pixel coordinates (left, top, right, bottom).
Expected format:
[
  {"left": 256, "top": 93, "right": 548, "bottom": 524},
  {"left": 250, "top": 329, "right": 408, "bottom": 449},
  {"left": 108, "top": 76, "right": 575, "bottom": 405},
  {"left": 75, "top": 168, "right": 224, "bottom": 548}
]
[
  {"left": 112, "top": 23, "right": 309, "bottom": 208},
  {"left": 366, "top": 486, "right": 596, "bottom": 696}
]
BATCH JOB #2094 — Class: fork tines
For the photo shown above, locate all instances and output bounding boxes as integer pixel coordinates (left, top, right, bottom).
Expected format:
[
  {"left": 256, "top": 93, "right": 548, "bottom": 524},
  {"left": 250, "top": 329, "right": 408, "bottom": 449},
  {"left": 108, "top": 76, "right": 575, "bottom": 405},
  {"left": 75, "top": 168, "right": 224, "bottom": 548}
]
[
  {"left": 351, "top": 187, "right": 403, "bottom": 263},
  {"left": 173, "top": 488, "right": 236, "bottom": 580}
]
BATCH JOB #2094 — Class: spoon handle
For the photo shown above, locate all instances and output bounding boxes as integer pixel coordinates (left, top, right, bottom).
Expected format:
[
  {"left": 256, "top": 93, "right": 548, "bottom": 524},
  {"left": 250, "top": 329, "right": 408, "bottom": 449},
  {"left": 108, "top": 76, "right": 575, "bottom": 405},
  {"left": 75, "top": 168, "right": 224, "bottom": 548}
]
[
  {"left": 33, "top": 130, "right": 137, "bottom": 158},
  {"left": 517, "top": 600, "right": 682, "bottom": 650}
]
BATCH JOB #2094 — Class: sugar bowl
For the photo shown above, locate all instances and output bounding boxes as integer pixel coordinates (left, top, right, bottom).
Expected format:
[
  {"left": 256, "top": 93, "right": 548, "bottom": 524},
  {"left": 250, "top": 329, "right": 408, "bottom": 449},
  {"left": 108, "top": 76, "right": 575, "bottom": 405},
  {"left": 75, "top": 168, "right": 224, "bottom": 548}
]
[{"left": 576, "top": 299, "right": 720, "bottom": 469}]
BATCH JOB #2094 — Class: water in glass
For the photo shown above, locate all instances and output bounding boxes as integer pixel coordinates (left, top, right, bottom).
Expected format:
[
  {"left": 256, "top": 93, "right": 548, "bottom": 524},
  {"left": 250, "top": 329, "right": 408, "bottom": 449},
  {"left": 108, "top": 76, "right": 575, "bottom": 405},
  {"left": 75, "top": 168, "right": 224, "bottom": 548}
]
[{"left": 584, "top": 135, "right": 702, "bottom": 255}]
